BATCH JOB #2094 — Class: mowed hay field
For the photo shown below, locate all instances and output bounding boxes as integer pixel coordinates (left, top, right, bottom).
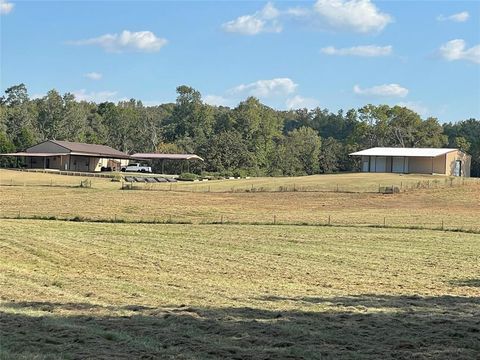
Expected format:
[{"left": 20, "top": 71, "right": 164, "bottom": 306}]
[
  {"left": 1, "top": 170, "right": 479, "bottom": 359},
  {"left": 0, "top": 220, "right": 479, "bottom": 359},
  {"left": 1, "top": 169, "right": 479, "bottom": 230}
]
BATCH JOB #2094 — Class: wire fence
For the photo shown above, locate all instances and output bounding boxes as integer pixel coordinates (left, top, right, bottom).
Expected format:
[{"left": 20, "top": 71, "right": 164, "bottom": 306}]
[
  {"left": 121, "top": 177, "right": 479, "bottom": 194},
  {"left": 1, "top": 175, "right": 479, "bottom": 194},
  {"left": 1, "top": 210, "right": 479, "bottom": 234}
]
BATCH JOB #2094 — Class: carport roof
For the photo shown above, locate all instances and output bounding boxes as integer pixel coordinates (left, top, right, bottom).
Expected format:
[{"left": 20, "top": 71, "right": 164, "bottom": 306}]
[
  {"left": 349, "top": 147, "right": 459, "bottom": 158},
  {"left": 130, "top": 153, "right": 204, "bottom": 161}
]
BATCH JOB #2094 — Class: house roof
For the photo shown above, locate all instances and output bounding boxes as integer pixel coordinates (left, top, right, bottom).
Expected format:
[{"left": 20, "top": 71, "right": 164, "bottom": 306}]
[
  {"left": 130, "top": 153, "right": 204, "bottom": 161},
  {"left": 50, "top": 140, "right": 129, "bottom": 158},
  {"left": 0, "top": 152, "right": 70, "bottom": 157},
  {"left": 349, "top": 147, "right": 459, "bottom": 158}
]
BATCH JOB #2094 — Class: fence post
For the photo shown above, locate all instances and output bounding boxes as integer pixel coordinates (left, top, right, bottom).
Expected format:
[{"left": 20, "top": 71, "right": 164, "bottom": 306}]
[
  {"left": 273, "top": 215, "right": 276, "bottom": 225},
  {"left": 221, "top": 215, "right": 224, "bottom": 224},
  {"left": 328, "top": 215, "right": 331, "bottom": 225},
  {"left": 441, "top": 219, "right": 444, "bottom": 230}
]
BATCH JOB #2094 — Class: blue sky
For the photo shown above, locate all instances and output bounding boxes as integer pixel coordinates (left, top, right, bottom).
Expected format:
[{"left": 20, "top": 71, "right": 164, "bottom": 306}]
[{"left": 1, "top": 0, "right": 479, "bottom": 122}]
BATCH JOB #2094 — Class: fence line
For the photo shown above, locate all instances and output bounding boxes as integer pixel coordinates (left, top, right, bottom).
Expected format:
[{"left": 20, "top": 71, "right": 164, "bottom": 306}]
[
  {"left": 1, "top": 177, "right": 479, "bottom": 194},
  {"left": 1, "top": 212, "right": 479, "bottom": 235}
]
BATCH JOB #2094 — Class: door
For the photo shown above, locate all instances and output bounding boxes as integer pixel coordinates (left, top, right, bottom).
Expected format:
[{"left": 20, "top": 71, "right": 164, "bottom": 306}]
[
  {"left": 454, "top": 160, "right": 461, "bottom": 176},
  {"left": 392, "top": 157, "right": 405, "bottom": 173},
  {"left": 362, "top": 158, "right": 370, "bottom": 172},
  {"left": 375, "top": 157, "right": 386, "bottom": 172}
]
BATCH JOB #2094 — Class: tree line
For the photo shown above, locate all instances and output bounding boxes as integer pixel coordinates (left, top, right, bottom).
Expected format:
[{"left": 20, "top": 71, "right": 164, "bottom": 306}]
[{"left": 1, "top": 84, "right": 479, "bottom": 177}]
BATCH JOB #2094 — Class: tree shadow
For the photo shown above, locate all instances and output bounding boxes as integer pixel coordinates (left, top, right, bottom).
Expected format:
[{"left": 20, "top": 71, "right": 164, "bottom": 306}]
[
  {"left": 1, "top": 295, "right": 479, "bottom": 359},
  {"left": 449, "top": 279, "right": 480, "bottom": 288}
]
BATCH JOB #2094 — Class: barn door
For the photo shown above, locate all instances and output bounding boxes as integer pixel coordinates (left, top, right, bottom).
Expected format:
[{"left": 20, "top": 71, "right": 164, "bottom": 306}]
[
  {"left": 454, "top": 160, "right": 462, "bottom": 176},
  {"left": 375, "top": 157, "right": 387, "bottom": 172},
  {"left": 392, "top": 157, "right": 404, "bottom": 173},
  {"left": 362, "top": 159, "right": 370, "bottom": 172}
]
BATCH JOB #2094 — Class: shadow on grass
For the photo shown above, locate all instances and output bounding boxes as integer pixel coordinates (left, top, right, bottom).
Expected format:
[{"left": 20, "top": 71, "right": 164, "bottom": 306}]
[
  {"left": 449, "top": 279, "right": 480, "bottom": 288},
  {"left": 1, "top": 295, "right": 479, "bottom": 359}
]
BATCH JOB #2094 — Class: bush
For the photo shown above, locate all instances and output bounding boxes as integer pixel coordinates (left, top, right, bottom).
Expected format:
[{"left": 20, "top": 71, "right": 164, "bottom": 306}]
[
  {"left": 178, "top": 172, "right": 199, "bottom": 181},
  {"left": 232, "top": 169, "right": 249, "bottom": 178},
  {"left": 200, "top": 171, "right": 224, "bottom": 180}
]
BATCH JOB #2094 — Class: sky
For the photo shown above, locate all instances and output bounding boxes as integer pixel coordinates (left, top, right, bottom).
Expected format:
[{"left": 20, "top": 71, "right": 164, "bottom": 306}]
[{"left": 1, "top": 0, "right": 479, "bottom": 123}]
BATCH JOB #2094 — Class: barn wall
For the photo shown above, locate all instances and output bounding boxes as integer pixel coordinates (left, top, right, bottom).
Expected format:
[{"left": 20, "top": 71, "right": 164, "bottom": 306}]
[
  {"left": 433, "top": 155, "right": 446, "bottom": 174},
  {"left": 408, "top": 157, "right": 435, "bottom": 174},
  {"left": 26, "top": 155, "right": 67, "bottom": 170},
  {"left": 446, "top": 151, "right": 471, "bottom": 177}
]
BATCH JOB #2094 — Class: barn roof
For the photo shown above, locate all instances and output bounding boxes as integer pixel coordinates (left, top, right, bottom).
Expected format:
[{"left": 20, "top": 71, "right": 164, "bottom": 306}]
[
  {"left": 49, "top": 140, "right": 129, "bottom": 158},
  {"left": 349, "top": 147, "right": 459, "bottom": 158}
]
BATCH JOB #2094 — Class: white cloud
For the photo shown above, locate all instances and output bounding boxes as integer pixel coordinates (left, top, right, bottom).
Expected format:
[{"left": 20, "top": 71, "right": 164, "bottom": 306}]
[
  {"left": 0, "top": 0, "right": 14, "bottom": 14},
  {"left": 84, "top": 72, "right": 102, "bottom": 80},
  {"left": 229, "top": 78, "right": 298, "bottom": 97},
  {"left": 286, "top": 95, "right": 320, "bottom": 110},
  {"left": 437, "top": 11, "right": 469, "bottom": 22},
  {"left": 321, "top": 45, "right": 392, "bottom": 57},
  {"left": 222, "top": 2, "right": 282, "bottom": 35},
  {"left": 142, "top": 100, "right": 171, "bottom": 107},
  {"left": 69, "top": 30, "right": 167, "bottom": 53},
  {"left": 396, "top": 101, "right": 429, "bottom": 116},
  {"left": 0, "top": 0, "right": 13, "bottom": 15},
  {"left": 286, "top": 7, "right": 310, "bottom": 17},
  {"left": 313, "top": 0, "right": 392, "bottom": 33},
  {"left": 439, "top": 39, "right": 480, "bottom": 64},
  {"left": 73, "top": 89, "right": 119, "bottom": 103},
  {"left": 203, "top": 95, "right": 232, "bottom": 107},
  {"left": 353, "top": 84, "right": 409, "bottom": 98}
]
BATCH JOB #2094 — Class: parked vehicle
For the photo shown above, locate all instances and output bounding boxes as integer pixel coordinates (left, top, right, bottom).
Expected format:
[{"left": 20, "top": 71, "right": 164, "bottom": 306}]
[{"left": 121, "top": 163, "right": 152, "bottom": 173}]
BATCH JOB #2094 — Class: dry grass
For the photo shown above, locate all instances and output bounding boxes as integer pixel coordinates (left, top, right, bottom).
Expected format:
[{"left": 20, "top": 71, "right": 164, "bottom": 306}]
[
  {"left": 1, "top": 170, "right": 479, "bottom": 231},
  {"left": 0, "top": 220, "right": 479, "bottom": 359},
  {"left": 1, "top": 170, "right": 479, "bottom": 358},
  {"left": 1, "top": 169, "right": 477, "bottom": 192}
]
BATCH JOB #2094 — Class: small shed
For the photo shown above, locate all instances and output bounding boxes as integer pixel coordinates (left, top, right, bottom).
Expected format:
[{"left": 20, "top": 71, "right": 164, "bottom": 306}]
[
  {"left": 1, "top": 140, "right": 130, "bottom": 172},
  {"left": 349, "top": 147, "right": 471, "bottom": 177}
]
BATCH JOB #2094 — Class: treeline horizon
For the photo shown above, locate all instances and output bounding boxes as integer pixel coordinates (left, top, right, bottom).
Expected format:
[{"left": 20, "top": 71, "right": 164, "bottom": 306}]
[{"left": 1, "top": 84, "right": 479, "bottom": 177}]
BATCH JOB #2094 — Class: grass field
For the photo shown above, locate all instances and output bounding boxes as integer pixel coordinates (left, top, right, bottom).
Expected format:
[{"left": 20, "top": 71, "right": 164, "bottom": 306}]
[
  {"left": 1, "top": 170, "right": 479, "bottom": 231},
  {"left": 1, "top": 220, "right": 479, "bottom": 359},
  {"left": 0, "top": 170, "right": 479, "bottom": 358},
  {"left": 1, "top": 169, "right": 478, "bottom": 192}
]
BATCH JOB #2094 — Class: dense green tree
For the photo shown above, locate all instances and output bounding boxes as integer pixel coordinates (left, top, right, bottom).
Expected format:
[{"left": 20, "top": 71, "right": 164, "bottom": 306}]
[
  {"left": 203, "top": 131, "right": 253, "bottom": 173},
  {"left": 0, "top": 132, "right": 16, "bottom": 167},
  {"left": 37, "top": 90, "right": 64, "bottom": 140},
  {"left": 319, "top": 137, "right": 343, "bottom": 173},
  {"left": 0, "top": 83, "right": 478, "bottom": 176},
  {"left": 285, "top": 127, "right": 322, "bottom": 175}
]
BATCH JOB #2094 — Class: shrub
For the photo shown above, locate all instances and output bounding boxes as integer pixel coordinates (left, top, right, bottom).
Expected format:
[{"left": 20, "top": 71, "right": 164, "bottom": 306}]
[
  {"left": 232, "top": 168, "right": 249, "bottom": 178},
  {"left": 178, "top": 172, "right": 199, "bottom": 181}
]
